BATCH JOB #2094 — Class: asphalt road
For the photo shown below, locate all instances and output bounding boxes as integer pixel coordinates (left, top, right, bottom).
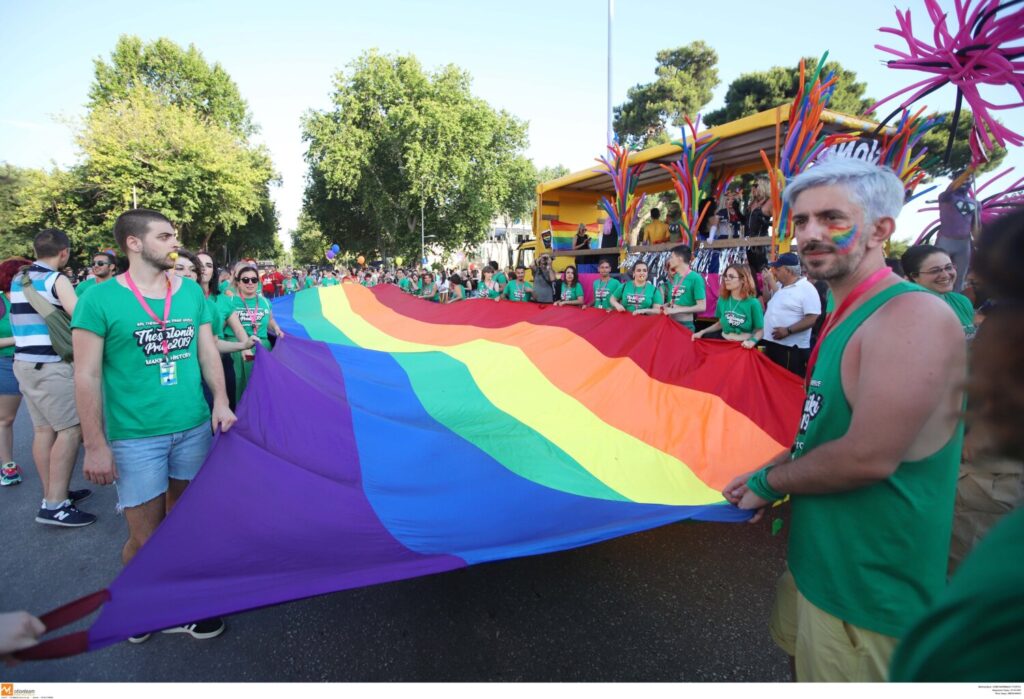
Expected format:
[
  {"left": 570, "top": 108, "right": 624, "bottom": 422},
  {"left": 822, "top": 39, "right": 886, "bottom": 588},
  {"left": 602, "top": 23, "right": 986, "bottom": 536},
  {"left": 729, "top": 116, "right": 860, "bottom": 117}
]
[{"left": 2, "top": 403, "right": 791, "bottom": 682}]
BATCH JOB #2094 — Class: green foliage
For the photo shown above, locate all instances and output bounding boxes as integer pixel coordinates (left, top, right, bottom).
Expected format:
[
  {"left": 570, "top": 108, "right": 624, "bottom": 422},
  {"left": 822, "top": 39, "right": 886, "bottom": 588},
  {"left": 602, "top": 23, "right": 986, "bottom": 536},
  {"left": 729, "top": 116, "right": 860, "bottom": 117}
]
[
  {"left": 704, "top": 58, "right": 874, "bottom": 127},
  {"left": 302, "top": 50, "right": 531, "bottom": 260},
  {"left": 613, "top": 42, "right": 719, "bottom": 148},
  {"left": 918, "top": 110, "right": 1007, "bottom": 180},
  {"left": 289, "top": 211, "right": 330, "bottom": 266},
  {"left": 498, "top": 157, "right": 536, "bottom": 226},
  {"left": 91, "top": 35, "right": 254, "bottom": 137},
  {"left": 77, "top": 86, "right": 276, "bottom": 252},
  {"left": 537, "top": 164, "right": 570, "bottom": 183}
]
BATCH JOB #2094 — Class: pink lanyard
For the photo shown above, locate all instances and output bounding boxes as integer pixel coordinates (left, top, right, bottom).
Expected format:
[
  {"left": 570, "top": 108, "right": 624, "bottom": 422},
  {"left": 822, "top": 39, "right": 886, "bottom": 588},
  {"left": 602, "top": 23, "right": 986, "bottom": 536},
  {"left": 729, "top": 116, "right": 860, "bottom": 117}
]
[
  {"left": 240, "top": 295, "right": 260, "bottom": 330},
  {"left": 805, "top": 267, "right": 892, "bottom": 388},
  {"left": 125, "top": 272, "right": 172, "bottom": 358}
]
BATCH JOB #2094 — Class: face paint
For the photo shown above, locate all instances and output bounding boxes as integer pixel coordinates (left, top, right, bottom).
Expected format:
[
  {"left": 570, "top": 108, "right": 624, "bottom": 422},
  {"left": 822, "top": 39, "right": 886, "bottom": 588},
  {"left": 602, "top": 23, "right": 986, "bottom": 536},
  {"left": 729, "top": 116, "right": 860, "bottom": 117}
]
[{"left": 828, "top": 224, "right": 859, "bottom": 254}]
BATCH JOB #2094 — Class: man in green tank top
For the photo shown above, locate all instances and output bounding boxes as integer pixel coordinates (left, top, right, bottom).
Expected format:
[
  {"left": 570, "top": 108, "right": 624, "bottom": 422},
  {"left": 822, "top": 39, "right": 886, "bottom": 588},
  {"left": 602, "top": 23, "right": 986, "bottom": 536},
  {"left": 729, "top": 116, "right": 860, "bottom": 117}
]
[{"left": 722, "top": 160, "right": 967, "bottom": 682}]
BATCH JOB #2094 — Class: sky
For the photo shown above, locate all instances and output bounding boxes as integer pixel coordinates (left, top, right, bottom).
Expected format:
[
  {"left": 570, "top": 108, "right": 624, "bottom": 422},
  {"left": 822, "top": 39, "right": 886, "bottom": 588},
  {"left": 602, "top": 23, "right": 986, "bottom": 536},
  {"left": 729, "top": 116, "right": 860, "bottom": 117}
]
[{"left": 1, "top": 0, "right": 1021, "bottom": 246}]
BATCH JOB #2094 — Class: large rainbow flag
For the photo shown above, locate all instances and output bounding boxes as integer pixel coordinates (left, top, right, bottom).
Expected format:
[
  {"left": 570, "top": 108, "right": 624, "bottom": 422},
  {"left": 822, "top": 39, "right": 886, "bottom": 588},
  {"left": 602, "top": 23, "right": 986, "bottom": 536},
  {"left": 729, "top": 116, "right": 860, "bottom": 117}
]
[{"left": 23, "top": 285, "right": 803, "bottom": 658}]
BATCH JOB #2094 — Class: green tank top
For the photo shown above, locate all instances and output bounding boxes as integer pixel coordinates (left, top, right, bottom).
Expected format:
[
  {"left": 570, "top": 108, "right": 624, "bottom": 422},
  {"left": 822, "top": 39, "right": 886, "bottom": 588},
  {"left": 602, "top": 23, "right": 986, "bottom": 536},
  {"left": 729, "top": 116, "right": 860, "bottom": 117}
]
[{"left": 788, "top": 280, "right": 963, "bottom": 638}]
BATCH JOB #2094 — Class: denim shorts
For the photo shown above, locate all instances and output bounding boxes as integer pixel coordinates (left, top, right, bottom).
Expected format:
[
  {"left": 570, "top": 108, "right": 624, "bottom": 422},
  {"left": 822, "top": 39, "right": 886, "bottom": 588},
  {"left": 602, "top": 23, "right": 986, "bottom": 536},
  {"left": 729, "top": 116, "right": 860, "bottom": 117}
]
[
  {"left": 110, "top": 422, "right": 212, "bottom": 509},
  {"left": 0, "top": 356, "right": 19, "bottom": 395}
]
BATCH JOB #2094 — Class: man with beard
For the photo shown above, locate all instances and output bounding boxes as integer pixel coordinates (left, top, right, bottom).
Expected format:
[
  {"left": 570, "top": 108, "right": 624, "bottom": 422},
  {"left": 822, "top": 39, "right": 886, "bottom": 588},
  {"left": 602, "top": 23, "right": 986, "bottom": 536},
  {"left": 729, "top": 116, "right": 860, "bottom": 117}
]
[
  {"left": 723, "top": 160, "right": 966, "bottom": 681},
  {"left": 72, "top": 209, "right": 236, "bottom": 642},
  {"left": 75, "top": 252, "right": 117, "bottom": 297}
]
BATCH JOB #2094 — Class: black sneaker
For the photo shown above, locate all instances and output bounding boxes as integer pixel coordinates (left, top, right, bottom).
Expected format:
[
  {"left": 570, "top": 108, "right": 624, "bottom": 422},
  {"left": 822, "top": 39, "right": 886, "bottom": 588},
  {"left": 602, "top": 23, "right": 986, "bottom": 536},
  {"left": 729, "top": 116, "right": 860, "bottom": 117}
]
[
  {"left": 128, "top": 633, "right": 151, "bottom": 644},
  {"left": 68, "top": 488, "right": 92, "bottom": 505},
  {"left": 35, "top": 502, "right": 97, "bottom": 528},
  {"left": 161, "top": 617, "right": 225, "bottom": 639}
]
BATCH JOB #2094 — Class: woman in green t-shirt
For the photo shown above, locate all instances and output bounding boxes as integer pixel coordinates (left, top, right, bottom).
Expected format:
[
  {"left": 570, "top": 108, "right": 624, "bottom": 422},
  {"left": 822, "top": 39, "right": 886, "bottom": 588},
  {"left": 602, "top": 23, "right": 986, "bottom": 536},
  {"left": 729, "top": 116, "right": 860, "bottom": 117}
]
[
  {"left": 554, "top": 265, "right": 584, "bottom": 307},
  {"left": 610, "top": 261, "right": 663, "bottom": 313},
  {"left": 420, "top": 272, "right": 440, "bottom": 302},
  {"left": 221, "top": 264, "right": 285, "bottom": 401},
  {"left": 693, "top": 263, "right": 763, "bottom": 349},
  {"left": 475, "top": 267, "right": 501, "bottom": 299},
  {"left": 901, "top": 244, "right": 977, "bottom": 339}
]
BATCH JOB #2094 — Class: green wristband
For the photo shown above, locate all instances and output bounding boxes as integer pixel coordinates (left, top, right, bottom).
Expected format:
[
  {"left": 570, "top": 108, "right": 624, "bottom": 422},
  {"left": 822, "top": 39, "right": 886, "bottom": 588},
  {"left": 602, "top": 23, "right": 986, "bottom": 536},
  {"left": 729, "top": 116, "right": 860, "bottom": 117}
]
[{"left": 746, "top": 465, "right": 785, "bottom": 502}]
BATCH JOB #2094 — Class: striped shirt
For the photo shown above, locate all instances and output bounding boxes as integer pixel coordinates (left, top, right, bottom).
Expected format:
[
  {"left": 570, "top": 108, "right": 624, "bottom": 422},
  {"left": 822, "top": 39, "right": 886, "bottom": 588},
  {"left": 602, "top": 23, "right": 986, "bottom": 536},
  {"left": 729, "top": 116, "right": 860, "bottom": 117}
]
[{"left": 10, "top": 262, "right": 66, "bottom": 363}]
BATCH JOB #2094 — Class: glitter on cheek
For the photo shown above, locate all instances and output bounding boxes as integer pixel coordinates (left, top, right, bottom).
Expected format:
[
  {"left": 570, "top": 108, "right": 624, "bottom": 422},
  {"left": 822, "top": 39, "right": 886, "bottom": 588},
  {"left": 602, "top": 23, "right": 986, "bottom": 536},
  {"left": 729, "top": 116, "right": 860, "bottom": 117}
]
[{"left": 829, "top": 225, "right": 859, "bottom": 254}]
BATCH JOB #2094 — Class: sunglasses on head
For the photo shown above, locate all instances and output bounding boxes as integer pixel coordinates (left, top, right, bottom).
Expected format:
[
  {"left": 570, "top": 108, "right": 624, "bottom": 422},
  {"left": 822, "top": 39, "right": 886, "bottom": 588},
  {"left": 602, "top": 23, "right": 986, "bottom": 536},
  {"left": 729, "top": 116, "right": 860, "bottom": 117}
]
[{"left": 238, "top": 276, "right": 259, "bottom": 284}]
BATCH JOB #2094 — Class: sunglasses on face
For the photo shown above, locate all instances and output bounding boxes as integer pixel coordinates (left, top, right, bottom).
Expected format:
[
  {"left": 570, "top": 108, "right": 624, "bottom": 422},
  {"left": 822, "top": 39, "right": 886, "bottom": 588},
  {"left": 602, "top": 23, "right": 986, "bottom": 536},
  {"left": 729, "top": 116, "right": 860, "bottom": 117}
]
[
  {"left": 92, "top": 260, "right": 110, "bottom": 267},
  {"left": 238, "top": 277, "right": 259, "bottom": 284}
]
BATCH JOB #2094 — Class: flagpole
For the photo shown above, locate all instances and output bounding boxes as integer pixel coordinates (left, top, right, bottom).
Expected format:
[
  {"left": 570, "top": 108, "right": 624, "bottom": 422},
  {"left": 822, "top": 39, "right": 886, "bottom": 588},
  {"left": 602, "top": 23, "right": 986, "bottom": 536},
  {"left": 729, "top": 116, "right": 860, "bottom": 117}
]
[{"left": 607, "top": 0, "right": 614, "bottom": 145}]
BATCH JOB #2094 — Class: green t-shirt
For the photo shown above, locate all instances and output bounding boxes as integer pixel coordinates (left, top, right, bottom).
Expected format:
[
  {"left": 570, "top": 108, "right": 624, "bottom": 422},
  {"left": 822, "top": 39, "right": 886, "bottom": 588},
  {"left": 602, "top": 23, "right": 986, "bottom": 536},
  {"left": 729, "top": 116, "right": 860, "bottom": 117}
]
[
  {"left": 890, "top": 507, "right": 1024, "bottom": 682},
  {"left": 221, "top": 294, "right": 272, "bottom": 348},
  {"left": 206, "top": 295, "right": 226, "bottom": 340},
  {"left": 398, "top": 278, "right": 412, "bottom": 293},
  {"left": 218, "top": 280, "right": 231, "bottom": 294},
  {"left": 558, "top": 281, "right": 584, "bottom": 302},
  {"left": 614, "top": 281, "right": 663, "bottom": 312},
  {"left": 664, "top": 271, "right": 706, "bottom": 307},
  {"left": 475, "top": 281, "right": 501, "bottom": 299},
  {"left": 75, "top": 278, "right": 97, "bottom": 297},
  {"left": 0, "top": 294, "right": 13, "bottom": 359},
  {"left": 283, "top": 279, "right": 299, "bottom": 295},
  {"left": 303, "top": 276, "right": 315, "bottom": 289},
  {"left": 788, "top": 282, "right": 962, "bottom": 638},
  {"left": 941, "top": 291, "right": 976, "bottom": 339},
  {"left": 715, "top": 295, "right": 763, "bottom": 334},
  {"left": 70, "top": 277, "right": 212, "bottom": 441},
  {"left": 591, "top": 277, "right": 622, "bottom": 310},
  {"left": 494, "top": 272, "right": 508, "bottom": 286},
  {"left": 503, "top": 280, "right": 532, "bottom": 302},
  {"left": 321, "top": 277, "right": 339, "bottom": 287}
]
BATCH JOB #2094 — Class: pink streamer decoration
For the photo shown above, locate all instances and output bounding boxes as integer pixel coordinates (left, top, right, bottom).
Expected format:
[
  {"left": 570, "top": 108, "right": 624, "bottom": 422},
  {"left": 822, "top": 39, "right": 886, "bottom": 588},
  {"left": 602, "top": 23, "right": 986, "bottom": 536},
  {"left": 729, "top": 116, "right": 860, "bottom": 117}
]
[{"left": 869, "top": 0, "right": 1024, "bottom": 167}]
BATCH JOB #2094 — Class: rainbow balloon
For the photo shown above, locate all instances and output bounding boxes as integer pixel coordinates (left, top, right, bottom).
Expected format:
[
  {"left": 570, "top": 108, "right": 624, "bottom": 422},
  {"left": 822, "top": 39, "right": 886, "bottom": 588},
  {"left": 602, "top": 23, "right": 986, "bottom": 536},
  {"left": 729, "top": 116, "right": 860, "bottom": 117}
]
[
  {"left": 594, "top": 142, "right": 647, "bottom": 246},
  {"left": 21, "top": 285, "right": 803, "bottom": 658}
]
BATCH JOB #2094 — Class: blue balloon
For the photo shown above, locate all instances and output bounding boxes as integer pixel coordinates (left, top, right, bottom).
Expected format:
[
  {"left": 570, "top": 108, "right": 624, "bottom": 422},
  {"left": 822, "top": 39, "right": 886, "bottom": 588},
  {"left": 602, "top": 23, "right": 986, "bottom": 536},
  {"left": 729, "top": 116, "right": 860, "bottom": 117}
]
[{"left": 331, "top": 244, "right": 340, "bottom": 253}]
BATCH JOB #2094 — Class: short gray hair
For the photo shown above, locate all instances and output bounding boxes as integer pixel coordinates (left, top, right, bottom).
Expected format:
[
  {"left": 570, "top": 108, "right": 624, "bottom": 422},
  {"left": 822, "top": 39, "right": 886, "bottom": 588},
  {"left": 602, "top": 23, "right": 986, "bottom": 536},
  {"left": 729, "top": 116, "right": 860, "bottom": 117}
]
[
  {"left": 782, "top": 264, "right": 802, "bottom": 278},
  {"left": 784, "top": 159, "right": 905, "bottom": 226}
]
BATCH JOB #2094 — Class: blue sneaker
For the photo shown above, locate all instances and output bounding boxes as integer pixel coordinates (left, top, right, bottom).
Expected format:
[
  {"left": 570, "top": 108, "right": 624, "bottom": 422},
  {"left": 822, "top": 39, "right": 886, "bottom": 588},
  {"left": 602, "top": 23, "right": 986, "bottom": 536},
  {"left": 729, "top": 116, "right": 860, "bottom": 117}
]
[
  {"left": 0, "top": 462, "right": 21, "bottom": 486},
  {"left": 35, "top": 501, "right": 97, "bottom": 528}
]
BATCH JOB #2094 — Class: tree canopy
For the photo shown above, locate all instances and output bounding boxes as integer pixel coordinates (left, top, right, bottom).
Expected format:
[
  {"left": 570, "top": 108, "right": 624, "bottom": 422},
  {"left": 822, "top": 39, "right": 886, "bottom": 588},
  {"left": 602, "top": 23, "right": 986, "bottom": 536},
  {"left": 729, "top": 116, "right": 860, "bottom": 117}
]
[
  {"left": 703, "top": 58, "right": 874, "bottom": 127},
  {"left": 613, "top": 42, "right": 719, "bottom": 148},
  {"left": 302, "top": 50, "right": 533, "bottom": 261}
]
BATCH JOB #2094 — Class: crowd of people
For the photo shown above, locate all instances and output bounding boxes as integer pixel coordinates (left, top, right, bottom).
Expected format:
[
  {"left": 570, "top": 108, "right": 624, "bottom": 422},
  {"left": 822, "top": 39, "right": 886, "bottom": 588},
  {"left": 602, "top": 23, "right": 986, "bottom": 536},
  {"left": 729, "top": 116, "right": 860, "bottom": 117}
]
[{"left": 0, "top": 160, "right": 1020, "bottom": 682}]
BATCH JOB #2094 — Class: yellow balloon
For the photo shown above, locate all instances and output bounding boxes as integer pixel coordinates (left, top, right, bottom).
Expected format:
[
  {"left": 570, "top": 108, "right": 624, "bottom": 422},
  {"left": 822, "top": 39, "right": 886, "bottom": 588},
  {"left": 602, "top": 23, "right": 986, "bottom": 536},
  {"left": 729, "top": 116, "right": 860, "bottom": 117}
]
[
  {"left": 357, "top": 255, "right": 365, "bottom": 265},
  {"left": 395, "top": 256, "right": 404, "bottom": 266}
]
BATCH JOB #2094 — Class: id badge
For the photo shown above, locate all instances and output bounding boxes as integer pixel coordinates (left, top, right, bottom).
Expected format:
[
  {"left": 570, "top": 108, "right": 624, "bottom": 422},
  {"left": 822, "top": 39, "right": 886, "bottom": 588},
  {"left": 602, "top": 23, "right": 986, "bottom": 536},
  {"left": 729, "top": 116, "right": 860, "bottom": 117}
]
[{"left": 159, "top": 360, "right": 178, "bottom": 387}]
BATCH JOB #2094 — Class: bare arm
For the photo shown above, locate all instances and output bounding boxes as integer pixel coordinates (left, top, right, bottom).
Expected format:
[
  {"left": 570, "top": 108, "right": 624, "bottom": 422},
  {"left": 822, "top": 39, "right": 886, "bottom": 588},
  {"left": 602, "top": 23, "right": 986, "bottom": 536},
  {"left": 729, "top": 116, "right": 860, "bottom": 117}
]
[
  {"left": 198, "top": 324, "right": 236, "bottom": 433},
  {"left": 664, "top": 299, "right": 707, "bottom": 316},
  {"left": 53, "top": 275, "right": 77, "bottom": 316},
  {"left": 267, "top": 310, "right": 284, "bottom": 337},
  {"left": 693, "top": 321, "right": 721, "bottom": 338},
  {"left": 72, "top": 328, "right": 116, "bottom": 485},
  {"left": 768, "top": 296, "right": 964, "bottom": 494}
]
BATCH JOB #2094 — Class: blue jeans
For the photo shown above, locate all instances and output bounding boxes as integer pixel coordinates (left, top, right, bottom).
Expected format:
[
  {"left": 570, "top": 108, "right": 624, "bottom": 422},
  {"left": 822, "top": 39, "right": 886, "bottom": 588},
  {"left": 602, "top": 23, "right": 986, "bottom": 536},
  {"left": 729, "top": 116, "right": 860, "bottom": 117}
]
[{"left": 110, "top": 422, "right": 212, "bottom": 509}]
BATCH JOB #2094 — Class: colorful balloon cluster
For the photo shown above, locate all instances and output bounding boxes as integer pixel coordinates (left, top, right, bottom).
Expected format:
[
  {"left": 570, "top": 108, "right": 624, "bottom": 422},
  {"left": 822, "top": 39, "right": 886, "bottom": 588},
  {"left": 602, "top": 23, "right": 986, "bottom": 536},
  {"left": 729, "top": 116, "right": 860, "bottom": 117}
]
[
  {"left": 760, "top": 53, "right": 846, "bottom": 252},
  {"left": 869, "top": 0, "right": 1024, "bottom": 169},
  {"left": 326, "top": 243, "right": 340, "bottom": 260},
  {"left": 659, "top": 116, "right": 735, "bottom": 249},
  {"left": 875, "top": 107, "right": 946, "bottom": 202},
  {"left": 593, "top": 142, "right": 647, "bottom": 247}
]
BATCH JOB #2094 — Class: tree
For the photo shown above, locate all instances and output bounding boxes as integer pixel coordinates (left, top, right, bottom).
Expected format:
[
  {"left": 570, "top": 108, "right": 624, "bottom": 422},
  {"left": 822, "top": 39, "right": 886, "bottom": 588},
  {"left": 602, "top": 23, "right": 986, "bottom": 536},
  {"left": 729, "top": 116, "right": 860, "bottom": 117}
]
[
  {"left": 537, "top": 164, "right": 570, "bottom": 183},
  {"left": 497, "top": 157, "right": 536, "bottom": 234},
  {"left": 90, "top": 35, "right": 254, "bottom": 137},
  {"left": 918, "top": 110, "right": 1007, "bottom": 180},
  {"left": 704, "top": 58, "right": 874, "bottom": 127},
  {"left": 613, "top": 42, "right": 719, "bottom": 148},
  {"left": 302, "top": 50, "right": 531, "bottom": 261},
  {"left": 289, "top": 211, "right": 330, "bottom": 266},
  {"left": 77, "top": 87, "right": 276, "bottom": 252}
]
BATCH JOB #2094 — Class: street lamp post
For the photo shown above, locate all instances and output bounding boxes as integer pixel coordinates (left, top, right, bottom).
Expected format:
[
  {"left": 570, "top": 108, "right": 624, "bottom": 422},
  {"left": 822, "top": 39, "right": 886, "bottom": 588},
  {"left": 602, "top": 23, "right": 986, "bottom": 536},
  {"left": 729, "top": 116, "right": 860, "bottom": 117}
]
[{"left": 420, "top": 201, "right": 425, "bottom": 267}]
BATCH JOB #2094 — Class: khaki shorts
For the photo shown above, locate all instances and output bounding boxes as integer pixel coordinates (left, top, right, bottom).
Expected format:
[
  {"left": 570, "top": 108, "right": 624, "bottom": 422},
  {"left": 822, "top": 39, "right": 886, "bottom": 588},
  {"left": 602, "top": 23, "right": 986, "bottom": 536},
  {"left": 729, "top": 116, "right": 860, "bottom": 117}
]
[
  {"left": 14, "top": 360, "right": 79, "bottom": 431},
  {"left": 769, "top": 569, "right": 898, "bottom": 682},
  {"left": 949, "top": 455, "right": 1024, "bottom": 573}
]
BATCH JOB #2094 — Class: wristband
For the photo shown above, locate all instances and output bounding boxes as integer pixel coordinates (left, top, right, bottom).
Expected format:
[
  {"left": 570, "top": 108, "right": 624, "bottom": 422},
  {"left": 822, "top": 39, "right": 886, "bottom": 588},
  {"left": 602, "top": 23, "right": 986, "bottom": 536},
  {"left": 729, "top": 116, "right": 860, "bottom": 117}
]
[{"left": 746, "top": 465, "right": 785, "bottom": 502}]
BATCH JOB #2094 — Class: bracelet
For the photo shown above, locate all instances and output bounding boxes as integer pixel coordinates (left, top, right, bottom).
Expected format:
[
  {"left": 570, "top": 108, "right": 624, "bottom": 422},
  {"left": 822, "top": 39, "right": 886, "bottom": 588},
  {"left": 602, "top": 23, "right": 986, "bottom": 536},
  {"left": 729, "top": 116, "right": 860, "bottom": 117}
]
[{"left": 746, "top": 465, "right": 785, "bottom": 502}]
